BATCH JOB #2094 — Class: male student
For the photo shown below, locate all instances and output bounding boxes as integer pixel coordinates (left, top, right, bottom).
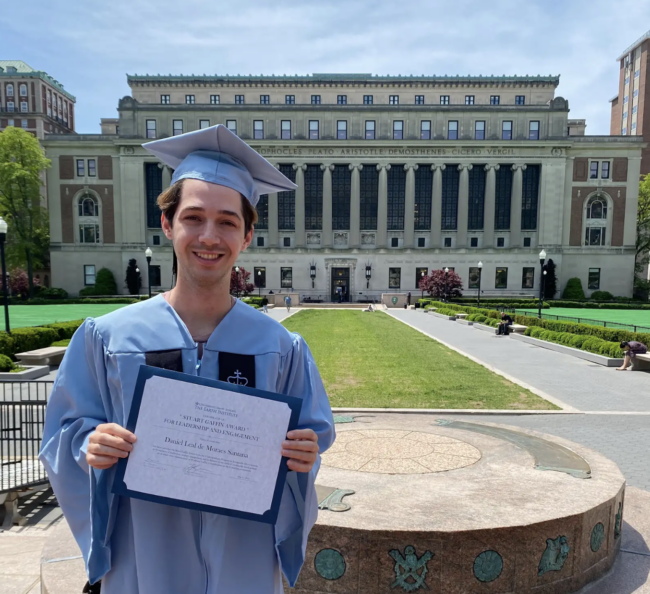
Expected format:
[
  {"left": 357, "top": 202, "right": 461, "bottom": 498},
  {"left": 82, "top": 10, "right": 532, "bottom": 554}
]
[{"left": 40, "top": 125, "right": 335, "bottom": 594}]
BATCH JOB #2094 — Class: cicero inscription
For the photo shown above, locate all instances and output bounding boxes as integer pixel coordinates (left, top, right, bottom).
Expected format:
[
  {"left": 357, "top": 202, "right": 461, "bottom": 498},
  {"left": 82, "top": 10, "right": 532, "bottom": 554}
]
[{"left": 257, "top": 146, "right": 519, "bottom": 158}]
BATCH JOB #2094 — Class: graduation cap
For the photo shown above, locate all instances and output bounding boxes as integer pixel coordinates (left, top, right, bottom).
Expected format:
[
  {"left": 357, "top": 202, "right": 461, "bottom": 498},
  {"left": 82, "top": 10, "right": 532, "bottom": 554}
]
[{"left": 142, "top": 124, "right": 297, "bottom": 207}]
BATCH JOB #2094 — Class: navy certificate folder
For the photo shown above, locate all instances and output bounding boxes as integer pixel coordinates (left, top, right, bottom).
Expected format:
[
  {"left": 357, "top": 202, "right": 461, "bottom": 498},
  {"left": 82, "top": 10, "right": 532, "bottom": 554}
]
[{"left": 112, "top": 365, "right": 303, "bottom": 525}]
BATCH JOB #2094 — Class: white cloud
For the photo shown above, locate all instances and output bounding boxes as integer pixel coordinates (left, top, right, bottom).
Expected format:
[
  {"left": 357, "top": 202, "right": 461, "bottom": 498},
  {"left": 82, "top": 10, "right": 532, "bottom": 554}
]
[{"left": 2, "top": 0, "right": 649, "bottom": 133}]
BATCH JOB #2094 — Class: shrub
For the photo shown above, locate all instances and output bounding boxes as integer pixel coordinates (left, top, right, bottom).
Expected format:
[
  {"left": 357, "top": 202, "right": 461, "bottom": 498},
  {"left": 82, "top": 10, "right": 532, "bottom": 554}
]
[
  {"left": 51, "top": 339, "right": 71, "bottom": 347},
  {"left": 0, "top": 354, "right": 15, "bottom": 372},
  {"left": 95, "top": 268, "right": 118, "bottom": 295},
  {"left": 591, "top": 291, "right": 614, "bottom": 301},
  {"left": 562, "top": 278, "right": 586, "bottom": 300},
  {"left": 569, "top": 335, "right": 588, "bottom": 349},
  {"left": 39, "top": 287, "right": 68, "bottom": 299}
]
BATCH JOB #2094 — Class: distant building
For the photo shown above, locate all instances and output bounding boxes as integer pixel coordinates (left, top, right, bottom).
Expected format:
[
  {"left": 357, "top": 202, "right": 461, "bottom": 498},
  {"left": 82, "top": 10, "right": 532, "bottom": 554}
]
[
  {"left": 0, "top": 60, "right": 76, "bottom": 138},
  {"left": 42, "top": 72, "right": 643, "bottom": 299}
]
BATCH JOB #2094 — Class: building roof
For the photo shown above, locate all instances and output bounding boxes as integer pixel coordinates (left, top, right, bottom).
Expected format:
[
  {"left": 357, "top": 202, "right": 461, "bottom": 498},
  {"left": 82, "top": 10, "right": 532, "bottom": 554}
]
[
  {"left": 609, "top": 94, "right": 619, "bottom": 103},
  {"left": 0, "top": 60, "right": 76, "bottom": 101},
  {"left": 617, "top": 30, "right": 650, "bottom": 61},
  {"left": 127, "top": 72, "right": 560, "bottom": 86}
]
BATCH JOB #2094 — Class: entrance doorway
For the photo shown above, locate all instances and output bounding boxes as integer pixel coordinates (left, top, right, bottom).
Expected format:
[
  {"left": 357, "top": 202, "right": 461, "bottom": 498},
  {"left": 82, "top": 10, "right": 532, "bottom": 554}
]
[{"left": 331, "top": 267, "right": 350, "bottom": 302}]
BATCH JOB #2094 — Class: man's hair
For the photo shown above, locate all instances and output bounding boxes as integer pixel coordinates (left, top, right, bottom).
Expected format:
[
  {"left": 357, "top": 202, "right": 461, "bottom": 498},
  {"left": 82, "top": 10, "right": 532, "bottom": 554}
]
[
  {"left": 157, "top": 179, "right": 258, "bottom": 235},
  {"left": 620, "top": 341, "right": 629, "bottom": 348}
]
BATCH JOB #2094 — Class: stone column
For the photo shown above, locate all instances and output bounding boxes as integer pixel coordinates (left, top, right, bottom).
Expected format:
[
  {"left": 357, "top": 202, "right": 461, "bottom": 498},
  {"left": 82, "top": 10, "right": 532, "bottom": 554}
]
[
  {"left": 376, "top": 164, "right": 391, "bottom": 248},
  {"left": 161, "top": 164, "right": 172, "bottom": 189},
  {"left": 456, "top": 164, "right": 473, "bottom": 247},
  {"left": 293, "top": 163, "right": 307, "bottom": 247},
  {"left": 430, "top": 164, "right": 445, "bottom": 248},
  {"left": 349, "top": 164, "right": 363, "bottom": 248},
  {"left": 483, "top": 164, "right": 499, "bottom": 247},
  {"left": 510, "top": 164, "right": 527, "bottom": 247},
  {"left": 404, "top": 164, "right": 418, "bottom": 248},
  {"left": 321, "top": 164, "right": 334, "bottom": 247},
  {"left": 267, "top": 193, "right": 279, "bottom": 247}
]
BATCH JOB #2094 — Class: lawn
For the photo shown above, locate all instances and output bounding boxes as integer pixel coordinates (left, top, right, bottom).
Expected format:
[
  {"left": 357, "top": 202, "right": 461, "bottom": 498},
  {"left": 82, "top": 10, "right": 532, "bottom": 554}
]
[
  {"left": 282, "top": 310, "right": 556, "bottom": 410},
  {"left": 5, "top": 304, "right": 129, "bottom": 329},
  {"left": 518, "top": 307, "right": 650, "bottom": 331}
]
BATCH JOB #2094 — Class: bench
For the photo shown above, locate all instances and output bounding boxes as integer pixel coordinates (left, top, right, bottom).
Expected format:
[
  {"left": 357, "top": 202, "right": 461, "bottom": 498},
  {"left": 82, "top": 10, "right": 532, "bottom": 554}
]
[
  {"left": 510, "top": 324, "right": 528, "bottom": 334},
  {"left": 15, "top": 347, "right": 67, "bottom": 367},
  {"left": 632, "top": 353, "right": 650, "bottom": 371},
  {"left": 455, "top": 313, "right": 468, "bottom": 319}
]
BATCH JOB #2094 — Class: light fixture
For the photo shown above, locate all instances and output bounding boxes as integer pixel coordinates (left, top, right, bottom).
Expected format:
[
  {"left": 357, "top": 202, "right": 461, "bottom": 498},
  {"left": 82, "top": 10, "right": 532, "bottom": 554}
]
[
  {"left": 478, "top": 261, "right": 483, "bottom": 269},
  {"left": 539, "top": 249, "right": 547, "bottom": 260}
]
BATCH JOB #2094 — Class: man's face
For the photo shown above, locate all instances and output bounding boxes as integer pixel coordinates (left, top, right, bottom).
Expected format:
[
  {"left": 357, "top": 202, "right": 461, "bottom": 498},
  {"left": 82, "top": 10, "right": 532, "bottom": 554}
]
[{"left": 162, "top": 179, "right": 252, "bottom": 288}]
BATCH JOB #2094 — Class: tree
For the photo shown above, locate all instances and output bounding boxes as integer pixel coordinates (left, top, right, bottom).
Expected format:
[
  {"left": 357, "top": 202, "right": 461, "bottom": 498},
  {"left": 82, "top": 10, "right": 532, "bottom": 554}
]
[
  {"left": 125, "top": 259, "right": 142, "bottom": 295},
  {"left": 635, "top": 174, "right": 650, "bottom": 298},
  {"left": 0, "top": 127, "right": 51, "bottom": 298},
  {"left": 230, "top": 267, "right": 255, "bottom": 297},
  {"left": 544, "top": 259, "right": 558, "bottom": 300},
  {"left": 562, "top": 277, "right": 585, "bottom": 300},
  {"left": 0, "top": 267, "right": 40, "bottom": 299},
  {"left": 419, "top": 269, "right": 463, "bottom": 299}
]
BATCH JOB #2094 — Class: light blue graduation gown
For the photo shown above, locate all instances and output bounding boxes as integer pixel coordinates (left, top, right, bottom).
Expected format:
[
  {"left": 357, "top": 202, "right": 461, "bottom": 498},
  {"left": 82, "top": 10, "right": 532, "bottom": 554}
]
[{"left": 39, "top": 296, "right": 335, "bottom": 593}]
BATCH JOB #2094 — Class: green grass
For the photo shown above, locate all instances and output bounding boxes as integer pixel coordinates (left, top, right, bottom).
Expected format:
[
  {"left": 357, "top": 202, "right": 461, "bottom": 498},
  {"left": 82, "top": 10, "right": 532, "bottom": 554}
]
[
  {"left": 519, "top": 308, "right": 650, "bottom": 330},
  {"left": 282, "top": 310, "right": 557, "bottom": 410},
  {"left": 4, "top": 304, "right": 128, "bottom": 329}
]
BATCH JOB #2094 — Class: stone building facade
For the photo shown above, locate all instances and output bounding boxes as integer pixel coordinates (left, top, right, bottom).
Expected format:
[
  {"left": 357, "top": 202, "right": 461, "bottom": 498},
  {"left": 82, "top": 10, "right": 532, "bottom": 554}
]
[{"left": 43, "top": 73, "right": 643, "bottom": 299}]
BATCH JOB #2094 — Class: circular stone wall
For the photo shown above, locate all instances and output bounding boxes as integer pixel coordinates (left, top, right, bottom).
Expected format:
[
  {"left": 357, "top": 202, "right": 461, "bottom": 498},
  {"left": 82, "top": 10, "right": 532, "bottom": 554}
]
[{"left": 288, "top": 415, "right": 625, "bottom": 594}]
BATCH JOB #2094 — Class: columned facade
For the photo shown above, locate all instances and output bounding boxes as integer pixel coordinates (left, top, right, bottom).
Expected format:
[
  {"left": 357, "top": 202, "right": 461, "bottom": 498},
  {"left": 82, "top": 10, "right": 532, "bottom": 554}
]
[{"left": 42, "top": 72, "right": 644, "bottom": 299}]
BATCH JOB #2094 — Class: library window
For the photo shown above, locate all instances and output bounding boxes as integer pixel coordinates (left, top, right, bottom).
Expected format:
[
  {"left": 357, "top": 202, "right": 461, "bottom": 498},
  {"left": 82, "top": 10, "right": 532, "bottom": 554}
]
[
  {"left": 185, "top": 95, "right": 195, "bottom": 104},
  {"left": 285, "top": 95, "right": 295, "bottom": 104},
  {"left": 281, "top": 120, "right": 291, "bottom": 140},
  {"left": 420, "top": 120, "right": 431, "bottom": 140},
  {"left": 523, "top": 237, "right": 531, "bottom": 247},
  {"left": 522, "top": 267, "right": 534, "bottom": 289},
  {"left": 440, "top": 95, "right": 450, "bottom": 105},
  {"left": 365, "top": 120, "right": 375, "bottom": 140},
  {"left": 415, "top": 95, "right": 425, "bottom": 105},
  {"left": 160, "top": 95, "right": 170, "bottom": 104},
  {"left": 470, "top": 237, "right": 478, "bottom": 247},
  {"left": 448, "top": 120, "right": 458, "bottom": 140},
  {"left": 84, "top": 265, "right": 96, "bottom": 285},
  {"left": 337, "top": 120, "right": 347, "bottom": 140},
  {"left": 502, "top": 121, "right": 512, "bottom": 140},
  {"left": 260, "top": 95, "right": 270, "bottom": 105},
  {"left": 515, "top": 95, "right": 525, "bottom": 105},
  {"left": 590, "top": 162, "right": 599, "bottom": 179},
  {"left": 588, "top": 268, "right": 601, "bottom": 290},
  {"left": 337, "top": 95, "right": 347, "bottom": 105},
  {"left": 490, "top": 95, "right": 500, "bottom": 105},
  {"left": 199, "top": 119, "right": 210, "bottom": 129},
  {"left": 257, "top": 237, "right": 264, "bottom": 247},
  {"left": 444, "top": 237, "right": 452, "bottom": 247},
  {"left": 226, "top": 120, "right": 237, "bottom": 135},
  {"left": 76, "top": 159, "right": 85, "bottom": 177},
  {"left": 601, "top": 161, "right": 610, "bottom": 179},
  {"left": 475, "top": 120, "right": 485, "bottom": 140},
  {"left": 311, "top": 95, "right": 321, "bottom": 104},
  {"left": 283, "top": 237, "right": 291, "bottom": 247},
  {"left": 281, "top": 267, "right": 292, "bottom": 288},
  {"left": 495, "top": 267, "right": 508, "bottom": 288},
  {"left": 173, "top": 120, "right": 183, "bottom": 136},
  {"left": 417, "top": 237, "right": 425, "bottom": 247},
  {"left": 497, "top": 237, "right": 505, "bottom": 247},
  {"left": 529, "top": 120, "right": 540, "bottom": 140},
  {"left": 253, "top": 120, "right": 264, "bottom": 140},
  {"left": 309, "top": 120, "right": 319, "bottom": 140},
  {"left": 88, "top": 159, "right": 96, "bottom": 177},
  {"left": 393, "top": 120, "right": 403, "bottom": 140},
  {"left": 465, "top": 95, "right": 475, "bottom": 105},
  {"left": 389, "top": 268, "right": 401, "bottom": 289},
  {"left": 146, "top": 119, "right": 156, "bottom": 139},
  {"left": 210, "top": 95, "right": 220, "bottom": 104},
  {"left": 391, "top": 237, "right": 399, "bottom": 248},
  {"left": 235, "top": 95, "right": 245, "bottom": 104},
  {"left": 389, "top": 95, "right": 399, "bottom": 105},
  {"left": 363, "top": 95, "right": 373, "bottom": 105}
]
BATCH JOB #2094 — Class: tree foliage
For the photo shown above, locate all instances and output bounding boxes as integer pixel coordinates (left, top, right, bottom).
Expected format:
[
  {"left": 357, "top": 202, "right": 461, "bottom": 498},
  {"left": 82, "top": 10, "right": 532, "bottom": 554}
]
[
  {"left": 0, "top": 267, "right": 40, "bottom": 299},
  {"left": 231, "top": 267, "right": 255, "bottom": 296},
  {"left": 0, "top": 127, "right": 51, "bottom": 297},
  {"left": 635, "top": 174, "right": 650, "bottom": 297},
  {"left": 562, "top": 277, "right": 585, "bottom": 300},
  {"left": 418, "top": 269, "right": 463, "bottom": 299},
  {"left": 125, "top": 259, "right": 142, "bottom": 295}
]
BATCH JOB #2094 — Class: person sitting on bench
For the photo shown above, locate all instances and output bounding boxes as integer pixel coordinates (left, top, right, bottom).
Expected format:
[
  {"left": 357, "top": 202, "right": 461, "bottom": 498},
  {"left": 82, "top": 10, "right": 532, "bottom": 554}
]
[
  {"left": 616, "top": 340, "right": 648, "bottom": 371},
  {"left": 496, "top": 312, "right": 514, "bottom": 336}
]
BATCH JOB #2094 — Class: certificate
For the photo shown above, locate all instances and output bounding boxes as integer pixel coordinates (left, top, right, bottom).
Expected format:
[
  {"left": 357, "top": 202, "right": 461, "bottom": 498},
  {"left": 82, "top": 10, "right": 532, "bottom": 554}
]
[{"left": 112, "top": 366, "right": 302, "bottom": 524}]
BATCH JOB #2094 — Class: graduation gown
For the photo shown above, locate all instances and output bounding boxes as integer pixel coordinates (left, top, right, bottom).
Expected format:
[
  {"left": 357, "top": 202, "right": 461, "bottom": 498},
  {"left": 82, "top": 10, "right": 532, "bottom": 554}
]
[{"left": 39, "top": 296, "right": 335, "bottom": 594}]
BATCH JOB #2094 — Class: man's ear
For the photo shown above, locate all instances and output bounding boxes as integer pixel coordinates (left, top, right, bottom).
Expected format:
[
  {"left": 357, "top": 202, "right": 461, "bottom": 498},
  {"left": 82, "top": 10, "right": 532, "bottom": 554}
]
[
  {"left": 162, "top": 213, "right": 173, "bottom": 240},
  {"left": 241, "top": 225, "right": 254, "bottom": 252}
]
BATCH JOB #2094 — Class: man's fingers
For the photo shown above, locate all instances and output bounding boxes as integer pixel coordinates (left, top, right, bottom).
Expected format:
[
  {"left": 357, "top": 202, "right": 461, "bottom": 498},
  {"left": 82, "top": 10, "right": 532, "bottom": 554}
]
[
  {"left": 86, "top": 454, "right": 120, "bottom": 470},
  {"left": 90, "top": 433, "right": 134, "bottom": 452},
  {"left": 87, "top": 442, "right": 130, "bottom": 459},
  {"left": 282, "top": 448, "right": 317, "bottom": 461},
  {"left": 287, "top": 459, "right": 313, "bottom": 472},
  {"left": 286, "top": 429, "right": 317, "bottom": 441},
  {"left": 282, "top": 439, "right": 318, "bottom": 452},
  {"left": 96, "top": 423, "right": 136, "bottom": 443}
]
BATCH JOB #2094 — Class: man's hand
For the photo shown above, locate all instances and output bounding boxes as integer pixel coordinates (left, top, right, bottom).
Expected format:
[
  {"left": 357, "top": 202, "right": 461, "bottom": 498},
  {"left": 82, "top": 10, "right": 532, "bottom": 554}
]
[
  {"left": 86, "top": 423, "right": 136, "bottom": 470},
  {"left": 282, "top": 429, "right": 319, "bottom": 473}
]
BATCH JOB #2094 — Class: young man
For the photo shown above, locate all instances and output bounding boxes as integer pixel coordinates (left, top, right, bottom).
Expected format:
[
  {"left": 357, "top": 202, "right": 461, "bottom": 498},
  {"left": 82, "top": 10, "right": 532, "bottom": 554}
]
[
  {"left": 285, "top": 295, "right": 291, "bottom": 312},
  {"left": 616, "top": 340, "right": 648, "bottom": 371},
  {"left": 496, "top": 312, "right": 514, "bottom": 336},
  {"left": 40, "top": 125, "right": 335, "bottom": 594}
]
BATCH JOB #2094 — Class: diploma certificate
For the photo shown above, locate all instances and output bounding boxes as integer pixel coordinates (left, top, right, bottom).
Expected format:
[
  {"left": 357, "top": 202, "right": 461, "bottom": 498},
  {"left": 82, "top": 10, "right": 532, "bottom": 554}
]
[{"left": 112, "top": 366, "right": 302, "bottom": 524}]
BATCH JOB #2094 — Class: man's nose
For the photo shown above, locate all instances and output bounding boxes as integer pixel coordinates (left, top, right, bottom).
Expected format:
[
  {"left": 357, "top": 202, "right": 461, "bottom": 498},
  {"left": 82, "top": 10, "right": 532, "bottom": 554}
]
[{"left": 199, "top": 222, "right": 221, "bottom": 246}]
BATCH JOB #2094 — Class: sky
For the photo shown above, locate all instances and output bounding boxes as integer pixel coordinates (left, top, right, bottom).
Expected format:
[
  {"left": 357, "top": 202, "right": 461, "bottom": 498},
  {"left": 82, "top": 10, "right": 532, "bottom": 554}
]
[{"left": 2, "top": 0, "right": 649, "bottom": 134}]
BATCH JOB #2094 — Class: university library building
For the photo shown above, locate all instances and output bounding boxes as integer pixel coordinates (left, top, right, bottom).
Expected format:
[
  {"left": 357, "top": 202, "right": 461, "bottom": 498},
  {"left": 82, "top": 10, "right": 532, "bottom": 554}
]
[{"left": 42, "top": 73, "right": 643, "bottom": 300}]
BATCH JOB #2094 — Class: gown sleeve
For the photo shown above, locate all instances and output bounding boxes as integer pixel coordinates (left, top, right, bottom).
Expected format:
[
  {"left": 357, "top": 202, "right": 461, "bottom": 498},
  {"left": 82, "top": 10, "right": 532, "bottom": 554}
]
[
  {"left": 274, "top": 334, "right": 335, "bottom": 586},
  {"left": 39, "top": 318, "right": 116, "bottom": 584}
]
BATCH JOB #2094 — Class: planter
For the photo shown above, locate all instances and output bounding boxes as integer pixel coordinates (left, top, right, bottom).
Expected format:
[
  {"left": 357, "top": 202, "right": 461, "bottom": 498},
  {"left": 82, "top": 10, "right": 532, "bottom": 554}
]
[
  {"left": 510, "top": 333, "right": 624, "bottom": 367},
  {"left": 0, "top": 365, "right": 50, "bottom": 380},
  {"left": 456, "top": 319, "right": 473, "bottom": 326},
  {"left": 474, "top": 323, "right": 497, "bottom": 333},
  {"left": 428, "top": 311, "right": 456, "bottom": 320}
]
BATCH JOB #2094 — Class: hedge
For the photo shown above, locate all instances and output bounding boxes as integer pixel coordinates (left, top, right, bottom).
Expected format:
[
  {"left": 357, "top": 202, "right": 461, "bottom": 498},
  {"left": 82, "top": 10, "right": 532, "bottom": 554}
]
[
  {"left": 0, "top": 354, "right": 15, "bottom": 372},
  {"left": 8, "top": 297, "right": 143, "bottom": 306},
  {"left": 0, "top": 319, "right": 85, "bottom": 359},
  {"left": 524, "top": 326, "right": 624, "bottom": 359},
  {"left": 241, "top": 296, "right": 268, "bottom": 306},
  {"left": 544, "top": 300, "right": 650, "bottom": 311},
  {"left": 562, "top": 277, "right": 586, "bottom": 300},
  {"left": 420, "top": 298, "right": 549, "bottom": 309}
]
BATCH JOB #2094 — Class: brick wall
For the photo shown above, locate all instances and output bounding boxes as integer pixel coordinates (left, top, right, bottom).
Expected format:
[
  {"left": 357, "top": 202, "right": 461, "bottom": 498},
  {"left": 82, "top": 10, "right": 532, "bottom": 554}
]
[
  {"left": 570, "top": 186, "right": 627, "bottom": 247},
  {"left": 569, "top": 187, "right": 585, "bottom": 246},
  {"left": 573, "top": 158, "right": 588, "bottom": 181},
  {"left": 612, "top": 158, "right": 628, "bottom": 181},
  {"left": 60, "top": 187, "right": 73, "bottom": 243},
  {"left": 98, "top": 156, "right": 113, "bottom": 180},
  {"left": 59, "top": 156, "right": 74, "bottom": 179},
  {"left": 611, "top": 188, "right": 627, "bottom": 246}
]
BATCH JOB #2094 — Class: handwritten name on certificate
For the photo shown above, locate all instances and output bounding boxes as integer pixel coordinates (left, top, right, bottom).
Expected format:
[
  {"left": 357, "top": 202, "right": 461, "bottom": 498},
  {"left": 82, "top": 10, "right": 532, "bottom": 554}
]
[{"left": 122, "top": 374, "right": 292, "bottom": 515}]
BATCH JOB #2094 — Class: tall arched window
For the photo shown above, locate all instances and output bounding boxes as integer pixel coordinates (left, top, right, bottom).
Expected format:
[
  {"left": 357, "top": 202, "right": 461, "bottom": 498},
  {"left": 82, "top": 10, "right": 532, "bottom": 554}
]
[
  {"left": 584, "top": 193, "right": 609, "bottom": 247},
  {"left": 6, "top": 84, "right": 13, "bottom": 97},
  {"left": 19, "top": 84, "right": 27, "bottom": 96},
  {"left": 77, "top": 192, "right": 101, "bottom": 244}
]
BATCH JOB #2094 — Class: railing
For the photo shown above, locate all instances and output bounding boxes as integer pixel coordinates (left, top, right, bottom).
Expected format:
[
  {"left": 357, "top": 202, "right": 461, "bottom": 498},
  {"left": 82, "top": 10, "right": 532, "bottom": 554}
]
[
  {"left": 504, "top": 309, "right": 650, "bottom": 334},
  {"left": 0, "top": 382, "right": 53, "bottom": 494}
]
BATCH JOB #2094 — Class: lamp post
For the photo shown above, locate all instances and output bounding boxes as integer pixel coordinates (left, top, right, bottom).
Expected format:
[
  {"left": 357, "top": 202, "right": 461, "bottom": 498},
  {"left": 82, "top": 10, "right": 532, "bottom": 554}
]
[
  {"left": 420, "top": 270, "right": 425, "bottom": 300},
  {"left": 310, "top": 263, "right": 316, "bottom": 289},
  {"left": 444, "top": 267, "right": 449, "bottom": 303},
  {"left": 145, "top": 247, "right": 153, "bottom": 298},
  {"left": 538, "top": 249, "right": 547, "bottom": 319},
  {"left": 365, "top": 264, "right": 372, "bottom": 289},
  {"left": 477, "top": 261, "right": 483, "bottom": 308},
  {"left": 257, "top": 270, "right": 262, "bottom": 297},
  {"left": 0, "top": 217, "right": 9, "bottom": 333}
]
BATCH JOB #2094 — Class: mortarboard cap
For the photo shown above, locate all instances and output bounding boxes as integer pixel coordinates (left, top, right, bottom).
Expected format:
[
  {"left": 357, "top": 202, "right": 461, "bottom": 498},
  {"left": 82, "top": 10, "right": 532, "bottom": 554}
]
[{"left": 142, "top": 124, "right": 297, "bottom": 207}]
